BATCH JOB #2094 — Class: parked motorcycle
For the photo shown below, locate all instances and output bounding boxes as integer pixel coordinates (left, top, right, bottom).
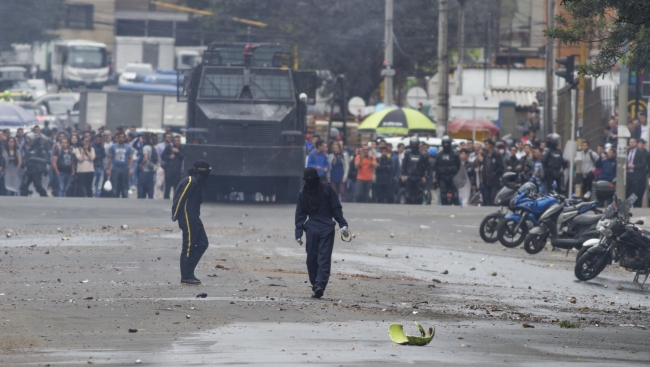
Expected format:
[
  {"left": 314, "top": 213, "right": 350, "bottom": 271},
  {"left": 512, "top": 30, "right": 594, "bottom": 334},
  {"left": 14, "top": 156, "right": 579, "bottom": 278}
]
[
  {"left": 574, "top": 194, "right": 650, "bottom": 284},
  {"left": 522, "top": 201, "right": 600, "bottom": 254},
  {"left": 479, "top": 173, "right": 519, "bottom": 243},
  {"left": 523, "top": 181, "right": 614, "bottom": 255},
  {"left": 496, "top": 182, "right": 560, "bottom": 248}
]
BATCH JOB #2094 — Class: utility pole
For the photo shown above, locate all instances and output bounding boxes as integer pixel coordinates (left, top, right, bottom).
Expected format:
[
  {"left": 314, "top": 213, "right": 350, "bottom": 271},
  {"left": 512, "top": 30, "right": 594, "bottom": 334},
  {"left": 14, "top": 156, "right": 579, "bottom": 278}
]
[
  {"left": 456, "top": 0, "right": 466, "bottom": 95},
  {"left": 544, "top": 0, "right": 555, "bottom": 135},
  {"left": 617, "top": 63, "right": 630, "bottom": 199},
  {"left": 437, "top": 0, "right": 449, "bottom": 131},
  {"left": 383, "top": 0, "right": 394, "bottom": 107}
]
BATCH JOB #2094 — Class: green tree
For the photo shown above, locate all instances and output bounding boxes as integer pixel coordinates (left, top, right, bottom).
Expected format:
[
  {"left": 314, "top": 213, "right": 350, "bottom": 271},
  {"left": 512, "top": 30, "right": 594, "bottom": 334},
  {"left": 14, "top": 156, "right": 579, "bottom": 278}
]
[
  {"left": 545, "top": 0, "right": 650, "bottom": 76},
  {"left": 0, "top": 0, "right": 65, "bottom": 50}
]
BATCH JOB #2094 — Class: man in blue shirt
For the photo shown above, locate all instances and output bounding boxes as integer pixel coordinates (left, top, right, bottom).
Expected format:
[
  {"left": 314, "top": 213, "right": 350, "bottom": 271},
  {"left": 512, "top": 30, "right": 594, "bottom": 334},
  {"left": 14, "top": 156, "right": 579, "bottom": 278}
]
[
  {"left": 307, "top": 140, "right": 329, "bottom": 179},
  {"left": 107, "top": 132, "right": 134, "bottom": 198}
]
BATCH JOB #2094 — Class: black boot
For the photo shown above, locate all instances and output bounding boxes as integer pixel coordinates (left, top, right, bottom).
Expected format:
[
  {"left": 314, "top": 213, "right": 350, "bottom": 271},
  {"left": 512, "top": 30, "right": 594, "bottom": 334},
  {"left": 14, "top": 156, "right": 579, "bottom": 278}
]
[
  {"left": 312, "top": 287, "right": 324, "bottom": 299},
  {"left": 180, "top": 254, "right": 200, "bottom": 285},
  {"left": 187, "top": 249, "right": 205, "bottom": 284}
]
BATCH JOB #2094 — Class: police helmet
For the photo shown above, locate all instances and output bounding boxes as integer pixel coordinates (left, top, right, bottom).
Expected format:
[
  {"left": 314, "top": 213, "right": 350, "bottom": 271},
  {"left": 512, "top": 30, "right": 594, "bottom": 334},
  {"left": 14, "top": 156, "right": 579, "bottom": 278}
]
[{"left": 502, "top": 172, "right": 518, "bottom": 189}]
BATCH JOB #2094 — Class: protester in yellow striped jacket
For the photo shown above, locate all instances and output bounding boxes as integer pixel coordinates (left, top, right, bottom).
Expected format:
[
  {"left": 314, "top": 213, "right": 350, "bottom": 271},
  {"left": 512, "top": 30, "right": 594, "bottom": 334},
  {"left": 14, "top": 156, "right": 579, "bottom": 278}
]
[{"left": 171, "top": 160, "right": 211, "bottom": 285}]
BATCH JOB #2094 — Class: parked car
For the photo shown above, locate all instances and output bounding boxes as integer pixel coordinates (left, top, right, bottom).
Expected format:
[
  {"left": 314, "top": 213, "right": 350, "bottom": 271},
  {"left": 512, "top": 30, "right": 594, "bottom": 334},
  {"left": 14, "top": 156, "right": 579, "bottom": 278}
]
[
  {"left": 118, "top": 63, "right": 154, "bottom": 85},
  {"left": 34, "top": 93, "right": 80, "bottom": 128},
  {"left": 0, "top": 78, "right": 34, "bottom": 101},
  {"left": 0, "top": 66, "right": 27, "bottom": 79},
  {"left": 27, "top": 79, "right": 47, "bottom": 99},
  {"left": 118, "top": 72, "right": 178, "bottom": 94}
]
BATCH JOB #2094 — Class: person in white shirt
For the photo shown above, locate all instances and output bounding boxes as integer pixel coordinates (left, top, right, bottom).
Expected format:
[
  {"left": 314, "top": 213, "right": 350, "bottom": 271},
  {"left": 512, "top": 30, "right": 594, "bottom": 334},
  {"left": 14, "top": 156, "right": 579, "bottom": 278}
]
[
  {"left": 574, "top": 140, "right": 599, "bottom": 196},
  {"left": 515, "top": 140, "right": 527, "bottom": 159},
  {"left": 154, "top": 133, "right": 171, "bottom": 199}
]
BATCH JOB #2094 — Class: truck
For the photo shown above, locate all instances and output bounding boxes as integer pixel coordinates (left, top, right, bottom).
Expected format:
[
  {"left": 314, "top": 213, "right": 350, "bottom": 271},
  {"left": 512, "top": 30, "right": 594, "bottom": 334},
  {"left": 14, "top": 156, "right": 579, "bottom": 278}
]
[
  {"left": 115, "top": 37, "right": 206, "bottom": 75},
  {"left": 114, "top": 36, "right": 175, "bottom": 75},
  {"left": 29, "top": 40, "right": 109, "bottom": 88},
  {"left": 178, "top": 43, "right": 317, "bottom": 202}
]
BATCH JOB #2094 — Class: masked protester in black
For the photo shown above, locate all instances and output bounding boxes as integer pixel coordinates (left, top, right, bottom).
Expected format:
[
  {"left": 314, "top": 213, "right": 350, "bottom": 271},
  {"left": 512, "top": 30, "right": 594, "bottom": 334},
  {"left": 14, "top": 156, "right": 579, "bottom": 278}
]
[
  {"left": 295, "top": 167, "right": 349, "bottom": 299},
  {"left": 171, "top": 160, "right": 211, "bottom": 285},
  {"left": 20, "top": 134, "right": 49, "bottom": 197},
  {"left": 542, "top": 133, "right": 566, "bottom": 194},
  {"left": 401, "top": 137, "right": 429, "bottom": 204},
  {"left": 435, "top": 136, "right": 461, "bottom": 205}
]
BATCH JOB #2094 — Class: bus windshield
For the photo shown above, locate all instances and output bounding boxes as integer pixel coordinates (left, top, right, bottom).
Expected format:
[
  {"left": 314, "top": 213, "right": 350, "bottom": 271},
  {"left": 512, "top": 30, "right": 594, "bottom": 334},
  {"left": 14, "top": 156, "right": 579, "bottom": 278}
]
[{"left": 68, "top": 46, "right": 107, "bottom": 69}]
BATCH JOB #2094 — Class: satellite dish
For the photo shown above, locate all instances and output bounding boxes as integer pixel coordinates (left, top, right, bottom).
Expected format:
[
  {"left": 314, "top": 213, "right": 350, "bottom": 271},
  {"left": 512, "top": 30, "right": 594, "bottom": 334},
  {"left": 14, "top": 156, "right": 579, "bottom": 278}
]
[
  {"left": 406, "top": 87, "right": 428, "bottom": 108},
  {"left": 347, "top": 96, "right": 366, "bottom": 116}
]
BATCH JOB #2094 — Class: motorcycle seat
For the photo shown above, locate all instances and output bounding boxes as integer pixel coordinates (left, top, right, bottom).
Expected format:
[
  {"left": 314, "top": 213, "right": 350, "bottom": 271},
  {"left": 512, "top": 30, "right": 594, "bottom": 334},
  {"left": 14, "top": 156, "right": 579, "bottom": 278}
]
[
  {"left": 573, "top": 214, "right": 602, "bottom": 227},
  {"left": 575, "top": 201, "right": 597, "bottom": 209}
]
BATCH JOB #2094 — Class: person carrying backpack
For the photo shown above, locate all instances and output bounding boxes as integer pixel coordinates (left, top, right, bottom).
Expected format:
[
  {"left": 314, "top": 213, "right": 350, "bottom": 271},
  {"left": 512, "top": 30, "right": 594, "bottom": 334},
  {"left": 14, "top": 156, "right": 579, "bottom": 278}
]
[{"left": 137, "top": 133, "right": 157, "bottom": 199}]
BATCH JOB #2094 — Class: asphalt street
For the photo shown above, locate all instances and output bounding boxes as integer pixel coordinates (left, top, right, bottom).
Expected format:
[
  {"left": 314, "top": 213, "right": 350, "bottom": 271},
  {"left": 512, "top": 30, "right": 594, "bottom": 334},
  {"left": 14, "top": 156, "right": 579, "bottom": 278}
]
[{"left": 1, "top": 197, "right": 649, "bottom": 366}]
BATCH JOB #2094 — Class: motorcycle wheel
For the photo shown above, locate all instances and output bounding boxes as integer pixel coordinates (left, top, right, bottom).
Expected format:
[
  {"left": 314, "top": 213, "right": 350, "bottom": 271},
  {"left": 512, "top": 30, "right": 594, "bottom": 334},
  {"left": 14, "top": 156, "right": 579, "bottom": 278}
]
[
  {"left": 496, "top": 218, "right": 528, "bottom": 248},
  {"left": 574, "top": 252, "right": 608, "bottom": 281},
  {"left": 523, "top": 232, "right": 548, "bottom": 254},
  {"left": 575, "top": 246, "right": 590, "bottom": 262},
  {"left": 479, "top": 213, "right": 501, "bottom": 243}
]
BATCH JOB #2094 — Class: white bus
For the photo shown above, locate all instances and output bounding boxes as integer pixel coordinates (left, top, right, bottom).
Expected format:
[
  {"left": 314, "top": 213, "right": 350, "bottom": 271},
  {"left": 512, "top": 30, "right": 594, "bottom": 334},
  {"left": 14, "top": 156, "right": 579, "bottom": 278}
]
[{"left": 50, "top": 40, "right": 109, "bottom": 89}]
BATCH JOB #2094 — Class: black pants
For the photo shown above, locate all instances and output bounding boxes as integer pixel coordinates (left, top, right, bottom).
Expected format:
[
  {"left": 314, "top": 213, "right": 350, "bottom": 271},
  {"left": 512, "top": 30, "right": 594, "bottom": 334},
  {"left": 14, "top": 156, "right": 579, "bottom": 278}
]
[
  {"left": 305, "top": 227, "right": 335, "bottom": 292},
  {"left": 404, "top": 176, "right": 423, "bottom": 204},
  {"left": 111, "top": 167, "right": 129, "bottom": 198},
  {"left": 375, "top": 183, "right": 391, "bottom": 203},
  {"left": 626, "top": 175, "right": 646, "bottom": 207},
  {"left": 355, "top": 180, "right": 372, "bottom": 203},
  {"left": 178, "top": 216, "right": 209, "bottom": 260},
  {"left": 582, "top": 171, "right": 594, "bottom": 195},
  {"left": 164, "top": 169, "right": 182, "bottom": 199},
  {"left": 20, "top": 170, "right": 48, "bottom": 197},
  {"left": 439, "top": 177, "right": 459, "bottom": 205},
  {"left": 77, "top": 172, "right": 94, "bottom": 197},
  {"left": 483, "top": 184, "right": 500, "bottom": 206}
]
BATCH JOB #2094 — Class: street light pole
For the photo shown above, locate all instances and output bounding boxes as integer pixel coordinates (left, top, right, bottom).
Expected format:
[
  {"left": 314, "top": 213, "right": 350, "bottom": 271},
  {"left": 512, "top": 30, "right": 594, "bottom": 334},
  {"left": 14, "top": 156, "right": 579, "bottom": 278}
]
[
  {"left": 545, "top": 0, "right": 555, "bottom": 135},
  {"left": 456, "top": 0, "right": 466, "bottom": 96},
  {"left": 617, "top": 63, "right": 629, "bottom": 199},
  {"left": 437, "top": 0, "right": 449, "bottom": 132},
  {"left": 383, "top": 0, "right": 394, "bottom": 107}
]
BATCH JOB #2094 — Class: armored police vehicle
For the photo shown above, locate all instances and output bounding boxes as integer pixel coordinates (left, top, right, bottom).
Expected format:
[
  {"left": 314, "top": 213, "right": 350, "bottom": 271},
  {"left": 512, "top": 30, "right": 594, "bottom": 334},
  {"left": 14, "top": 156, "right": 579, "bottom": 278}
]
[{"left": 177, "top": 43, "right": 316, "bottom": 201}]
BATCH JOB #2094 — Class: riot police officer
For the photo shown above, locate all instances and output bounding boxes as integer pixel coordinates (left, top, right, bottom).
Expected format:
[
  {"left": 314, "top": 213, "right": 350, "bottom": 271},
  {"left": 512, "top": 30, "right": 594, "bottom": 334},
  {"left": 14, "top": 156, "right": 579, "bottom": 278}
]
[
  {"left": 20, "top": 133, "right": 49, "bottom": 197},
  {"left": 400, "top": 136, "right": 429, "bottom": 204},
  {"left": 435, "top": 136, "right": 461, "bottom": 205},
  {"left": 542, "top": 133, "right": 566, "bottom": 193}
]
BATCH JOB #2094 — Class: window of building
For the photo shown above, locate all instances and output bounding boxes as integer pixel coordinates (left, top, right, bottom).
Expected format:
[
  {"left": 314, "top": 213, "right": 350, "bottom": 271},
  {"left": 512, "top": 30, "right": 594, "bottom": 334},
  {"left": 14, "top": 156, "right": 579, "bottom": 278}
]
[{"left": 65, "top": 4, "right": 94, "bottom": 29}]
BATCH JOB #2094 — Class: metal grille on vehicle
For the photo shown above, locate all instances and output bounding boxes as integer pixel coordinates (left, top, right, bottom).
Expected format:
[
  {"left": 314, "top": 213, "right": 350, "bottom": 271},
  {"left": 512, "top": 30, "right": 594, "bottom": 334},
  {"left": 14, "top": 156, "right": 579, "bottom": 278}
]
[{"left": 214, "top": 124, "right": 275, "bottom": 145}]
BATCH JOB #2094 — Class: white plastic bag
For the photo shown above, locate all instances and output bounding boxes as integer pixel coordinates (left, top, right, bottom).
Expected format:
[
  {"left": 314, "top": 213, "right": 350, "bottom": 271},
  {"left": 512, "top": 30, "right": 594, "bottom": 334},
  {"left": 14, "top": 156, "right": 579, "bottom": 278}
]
[{"left": 103, "top": 177, "right": 112, "bottom": 191}]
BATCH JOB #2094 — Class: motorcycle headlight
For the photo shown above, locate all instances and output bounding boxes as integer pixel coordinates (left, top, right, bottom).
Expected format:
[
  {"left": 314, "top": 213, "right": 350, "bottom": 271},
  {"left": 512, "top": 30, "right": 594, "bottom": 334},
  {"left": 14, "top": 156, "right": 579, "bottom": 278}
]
[
  {"left": 597, "top": 219, "right": 612, "bottom": 237},
  {"left": 495, "top": 197, "right": 501, "bottom": 205}
]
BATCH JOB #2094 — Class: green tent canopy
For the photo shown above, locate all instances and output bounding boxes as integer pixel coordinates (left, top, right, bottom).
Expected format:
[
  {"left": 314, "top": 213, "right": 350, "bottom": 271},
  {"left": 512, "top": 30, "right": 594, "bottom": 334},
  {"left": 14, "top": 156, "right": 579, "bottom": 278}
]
[{"left": 358, "top": 107, "right": 436, "bottom": 135}]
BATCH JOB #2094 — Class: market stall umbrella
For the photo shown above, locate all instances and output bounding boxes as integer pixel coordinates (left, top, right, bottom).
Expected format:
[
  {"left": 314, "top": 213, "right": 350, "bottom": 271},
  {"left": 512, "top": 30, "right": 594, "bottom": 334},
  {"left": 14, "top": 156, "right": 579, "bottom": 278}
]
[
  {"left": 0, "top": 102, "right": 37, "bottom": 127},
  {"left": 358, "top": 107, "right": 436, "bottom": 135},
  {"left": 447, "top": 119, "right": 500, "bottom": 136}
]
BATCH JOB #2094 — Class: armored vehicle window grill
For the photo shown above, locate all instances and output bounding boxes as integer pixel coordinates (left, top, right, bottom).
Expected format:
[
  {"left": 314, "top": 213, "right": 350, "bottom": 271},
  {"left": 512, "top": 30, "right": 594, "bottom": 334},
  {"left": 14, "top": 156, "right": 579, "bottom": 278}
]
[
  {"left": 200, "top": 68, "right": 243, "bottom": 98},
  {"left": 250, "top": 69, "right": 293, "bottom": 100},
  {"left": 215, "top": 123, "right": 275, "bottom": 145}
]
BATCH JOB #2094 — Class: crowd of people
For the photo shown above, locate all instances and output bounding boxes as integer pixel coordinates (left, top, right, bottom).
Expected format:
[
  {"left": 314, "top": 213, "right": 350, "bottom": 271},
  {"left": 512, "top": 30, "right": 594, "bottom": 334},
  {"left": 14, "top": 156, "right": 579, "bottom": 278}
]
[
  {"left": 0, "top": 124, "right": 185, "bottom": 199},
  {"left": 304, "top": 130, "right": 572, "bottom": 207}
]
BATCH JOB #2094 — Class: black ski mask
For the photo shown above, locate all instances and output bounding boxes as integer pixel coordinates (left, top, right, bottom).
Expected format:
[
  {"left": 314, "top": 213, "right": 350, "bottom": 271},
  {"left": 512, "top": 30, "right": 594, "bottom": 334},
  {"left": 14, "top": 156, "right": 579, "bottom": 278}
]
[
  {"left": 302, "top": 167, "right": 323, "bottom": 213},
  {"left": 187, "top": 160, "right": 211, "bottom": 188}
]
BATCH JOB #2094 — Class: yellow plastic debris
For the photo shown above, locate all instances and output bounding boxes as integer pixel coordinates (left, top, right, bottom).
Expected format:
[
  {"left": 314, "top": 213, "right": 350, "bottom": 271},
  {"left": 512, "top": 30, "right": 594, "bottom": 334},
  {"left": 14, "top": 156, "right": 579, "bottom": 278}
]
[{"left": 388, "top": 322, "right": 435, "bottom": 346}]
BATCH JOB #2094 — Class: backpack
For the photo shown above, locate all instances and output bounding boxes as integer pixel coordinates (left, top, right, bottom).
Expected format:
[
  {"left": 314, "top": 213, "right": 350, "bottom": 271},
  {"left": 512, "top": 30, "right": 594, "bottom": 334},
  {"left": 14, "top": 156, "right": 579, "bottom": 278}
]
[{"left": 138, "top": 144, "right": 158, "bottom": 166}]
